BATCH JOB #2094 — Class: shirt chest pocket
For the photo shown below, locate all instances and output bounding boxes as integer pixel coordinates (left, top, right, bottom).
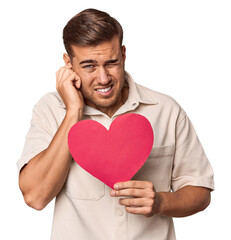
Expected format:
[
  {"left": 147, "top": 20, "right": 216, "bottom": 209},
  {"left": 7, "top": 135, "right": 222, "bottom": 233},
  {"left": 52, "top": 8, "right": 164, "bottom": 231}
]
[
  {"left": 65, "top": 160, "right": 105, "bottom": 200},
  {"left": 132, "top": 145, "right": 175, "bottom": 192}
]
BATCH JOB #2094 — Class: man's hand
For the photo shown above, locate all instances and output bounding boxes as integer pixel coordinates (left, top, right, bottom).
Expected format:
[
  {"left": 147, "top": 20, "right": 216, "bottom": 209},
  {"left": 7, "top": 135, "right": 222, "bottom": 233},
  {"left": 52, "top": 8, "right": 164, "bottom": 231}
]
[
  {"left": 111, "top": 181, "right": 211, "bottom": 218},
  {"left": 56, "top": 64, "right": 84, "bottom": 113},
  {"left": 110, "top": 180, "right": 161, "bottom": 217}
]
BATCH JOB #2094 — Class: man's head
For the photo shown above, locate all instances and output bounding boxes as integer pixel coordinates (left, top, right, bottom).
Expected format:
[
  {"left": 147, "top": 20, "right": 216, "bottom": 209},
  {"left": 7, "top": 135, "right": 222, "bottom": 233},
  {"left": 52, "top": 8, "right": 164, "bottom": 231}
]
[
  {"left": 62, "top": 9, "right": 128, "bottom": 117},
  {"left": 63, "top": 8, "right": 123, "bottom": 61}
]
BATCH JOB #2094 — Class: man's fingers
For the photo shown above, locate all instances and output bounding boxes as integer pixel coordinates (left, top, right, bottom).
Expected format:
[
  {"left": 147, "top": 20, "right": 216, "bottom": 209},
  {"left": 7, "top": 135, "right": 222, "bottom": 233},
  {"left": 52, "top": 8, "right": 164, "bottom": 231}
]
[
  {"left": 114, "top": 180, "right": 154, "bottom": 190},
  {"left": 56, "top": 66, "right": 73, "bottom": 83},
  {"left": 55, "top": 64, "right": 84, "bottom": 111},
  {"left": 56, "top": 67, "right": 65, "bottom": 84},
  {"left": 73, "top": 73, "right": 81, "bottom": 89},
  {"left": 125, "top": 206, "right": 153, "bottom": 216},
  {"left": 56, "top": 69, "right": 77, "bottom": 91},
  {"left": 60, "top": 68, "right": 74, "bottom": 84},
  {"left": 119, "top": 197, "right": 154, "bottom": 207},
  {"left": 111, "top": 188, "right": 155, "bottom": 198},
  {"left": 57, "top": 67, "right": 66, "bottom": 81},
  {"left": 111, "top": 180, "right": 157, "bottom": 217}
]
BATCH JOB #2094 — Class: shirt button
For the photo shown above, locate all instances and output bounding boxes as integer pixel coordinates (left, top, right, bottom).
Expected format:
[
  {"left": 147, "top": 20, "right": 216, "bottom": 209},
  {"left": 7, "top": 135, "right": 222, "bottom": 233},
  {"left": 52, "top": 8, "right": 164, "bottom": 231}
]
[{"left": 116, "top": 210, "right": 124, "bottom": 216}]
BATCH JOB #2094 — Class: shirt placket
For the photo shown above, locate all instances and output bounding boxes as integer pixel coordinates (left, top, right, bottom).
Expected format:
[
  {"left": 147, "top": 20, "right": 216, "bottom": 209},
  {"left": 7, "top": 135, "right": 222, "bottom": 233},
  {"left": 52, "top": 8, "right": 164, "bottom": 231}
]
[
  {"left": 109, "top": 115, "right": 129, "bottom": 240},
  {"left": 113, "top": 196, "right": 129, "bottom": 240}
]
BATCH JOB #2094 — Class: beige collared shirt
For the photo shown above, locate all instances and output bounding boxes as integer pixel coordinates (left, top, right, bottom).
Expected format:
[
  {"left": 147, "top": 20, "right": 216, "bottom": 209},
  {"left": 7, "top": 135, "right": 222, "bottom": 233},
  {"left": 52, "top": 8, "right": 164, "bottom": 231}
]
[{"left": 17, "top": 72, "right": 214, "bottom": 240}]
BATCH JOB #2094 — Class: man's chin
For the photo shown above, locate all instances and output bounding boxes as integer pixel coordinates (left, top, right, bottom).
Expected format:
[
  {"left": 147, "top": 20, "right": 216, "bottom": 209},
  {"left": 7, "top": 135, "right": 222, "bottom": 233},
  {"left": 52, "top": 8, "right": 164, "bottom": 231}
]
[
  {"left": 94, "top": 100, "right": 116, "bottom": 109},
  {"left": 86, "top": 97, "right": 117, "bottom": 110}
]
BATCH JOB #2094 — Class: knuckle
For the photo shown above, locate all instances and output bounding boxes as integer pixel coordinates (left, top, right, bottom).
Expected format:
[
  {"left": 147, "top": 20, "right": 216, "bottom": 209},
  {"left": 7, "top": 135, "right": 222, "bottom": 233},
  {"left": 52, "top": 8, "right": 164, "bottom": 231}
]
[
  {"left": 150, "top": 191, "right": 155, "bottom": 199},
  {"left": 59, "top": 82, "right": 64, "bottom": 89},
  {"left": 130, "top": 189, "right": 135, "bottom": 196},
  {"left": 132, "top": 180, "right": 137, "bottom": 188},
  {"left": 145, "top": 207, "right": 152, "bottom": 214},
  {"left": 148, "top": 199, "right": 154, "bottom": 206},
  {"left": 147, "top": 181, "right": 154, "bottom": 189},
  {"left": 56, "top": 77, "right": 61, "bottom": 84},
  {"left": 128, "top": 199, "right": 133, "bottom": 206}
]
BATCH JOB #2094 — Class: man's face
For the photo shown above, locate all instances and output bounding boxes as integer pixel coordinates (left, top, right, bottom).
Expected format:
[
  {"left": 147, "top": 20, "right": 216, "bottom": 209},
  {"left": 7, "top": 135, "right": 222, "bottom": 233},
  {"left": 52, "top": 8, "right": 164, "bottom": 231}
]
[{"left": 68, "top": 36, "right": 127, "bottom": 115}]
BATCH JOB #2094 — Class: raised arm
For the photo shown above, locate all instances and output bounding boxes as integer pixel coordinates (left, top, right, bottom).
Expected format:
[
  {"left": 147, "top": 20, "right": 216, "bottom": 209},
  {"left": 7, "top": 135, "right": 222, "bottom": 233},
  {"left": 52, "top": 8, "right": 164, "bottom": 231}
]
[{"left": 19, "top": 64, "right": 83, "bottom": 210}]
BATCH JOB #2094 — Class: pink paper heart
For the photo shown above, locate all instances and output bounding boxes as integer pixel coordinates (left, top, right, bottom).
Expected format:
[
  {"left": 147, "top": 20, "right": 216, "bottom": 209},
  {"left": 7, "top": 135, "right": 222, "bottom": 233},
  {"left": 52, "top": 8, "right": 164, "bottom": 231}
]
[{"left": 68, "top": 113, "right": 154, "bottom": 189}]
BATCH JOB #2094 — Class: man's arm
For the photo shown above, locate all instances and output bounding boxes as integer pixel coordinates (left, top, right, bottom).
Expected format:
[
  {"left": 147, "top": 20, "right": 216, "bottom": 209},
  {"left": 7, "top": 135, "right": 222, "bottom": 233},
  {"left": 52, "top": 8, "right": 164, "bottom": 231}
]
[
  {"left": 19, "top": 64, "right": 83, "bottom": 210},
  {"left": 157, "top": 185, "right": 210, "bottom": 217},
  {"left": 110, "top": 181, "right": 211, "bottom": 217}
]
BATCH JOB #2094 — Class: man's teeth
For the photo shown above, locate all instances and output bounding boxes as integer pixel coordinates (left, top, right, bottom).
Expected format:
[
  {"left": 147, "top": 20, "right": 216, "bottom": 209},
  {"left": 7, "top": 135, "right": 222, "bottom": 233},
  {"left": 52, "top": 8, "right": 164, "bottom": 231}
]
[{"left": 96, "top": 86, "right": 112, "bottom": 93}]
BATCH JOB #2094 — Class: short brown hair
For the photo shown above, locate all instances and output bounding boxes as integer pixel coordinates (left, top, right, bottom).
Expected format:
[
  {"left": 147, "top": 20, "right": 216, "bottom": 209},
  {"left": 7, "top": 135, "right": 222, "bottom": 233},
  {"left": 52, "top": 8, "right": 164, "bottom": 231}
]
[{"left": 63, "top": 8, "right": 123, "bottom": 58}]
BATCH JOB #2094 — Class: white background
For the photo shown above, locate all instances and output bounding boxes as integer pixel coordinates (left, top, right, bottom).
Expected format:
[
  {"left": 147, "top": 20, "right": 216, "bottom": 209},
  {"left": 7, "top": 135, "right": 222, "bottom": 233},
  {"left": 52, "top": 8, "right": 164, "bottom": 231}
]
[{"left": 1, "top": 0, "right": 230, "bottom": 239}]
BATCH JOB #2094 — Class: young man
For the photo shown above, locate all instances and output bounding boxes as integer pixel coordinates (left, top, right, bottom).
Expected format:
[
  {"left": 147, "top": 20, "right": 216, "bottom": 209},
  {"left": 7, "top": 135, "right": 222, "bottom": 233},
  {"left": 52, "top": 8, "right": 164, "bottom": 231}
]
[{"left": 18, "top": 8, "right": 214, "bottom": 240}]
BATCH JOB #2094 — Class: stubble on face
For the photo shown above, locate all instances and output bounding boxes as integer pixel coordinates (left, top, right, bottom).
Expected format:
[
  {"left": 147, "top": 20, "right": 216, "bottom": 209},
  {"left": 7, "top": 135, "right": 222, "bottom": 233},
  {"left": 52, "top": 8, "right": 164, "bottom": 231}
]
[
  {"left": 80, "top": 70, "right": 126, "bottom": 109},
  {"left": 70, "top": 37, "right": 128, "bottom": 117}
]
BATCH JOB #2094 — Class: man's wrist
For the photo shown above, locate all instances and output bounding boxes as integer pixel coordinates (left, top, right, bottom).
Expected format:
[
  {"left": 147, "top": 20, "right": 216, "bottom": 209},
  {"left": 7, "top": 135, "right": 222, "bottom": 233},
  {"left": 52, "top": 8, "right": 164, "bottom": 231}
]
[
  {"left": 154, "top": 192, "right": 170, "bottom": 216},
  {"left": 65, "top": 108, "right": 84, "bottom": 122}
]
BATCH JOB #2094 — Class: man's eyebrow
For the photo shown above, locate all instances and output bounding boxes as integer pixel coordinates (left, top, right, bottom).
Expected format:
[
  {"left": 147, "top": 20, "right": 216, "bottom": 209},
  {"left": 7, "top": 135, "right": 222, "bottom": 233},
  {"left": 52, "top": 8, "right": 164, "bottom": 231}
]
[
  {"left": 79, "top": 59, "right": 97, "bottom": 65},
  {"left": 105, "top": 59, "right": 119, "bottom": 64},
  {"left": 79, "top": 59, "right": 119, "bottom": 65}
]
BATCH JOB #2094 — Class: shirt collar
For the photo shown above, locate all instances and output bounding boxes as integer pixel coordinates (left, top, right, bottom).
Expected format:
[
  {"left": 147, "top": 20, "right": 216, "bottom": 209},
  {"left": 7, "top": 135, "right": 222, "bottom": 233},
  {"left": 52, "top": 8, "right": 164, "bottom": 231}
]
[
  {"left": 124, "top": 72, "right": 158, "bottom": 106},
  {"left": 59, "top": 71, "right": 158, "bottom": 116}
]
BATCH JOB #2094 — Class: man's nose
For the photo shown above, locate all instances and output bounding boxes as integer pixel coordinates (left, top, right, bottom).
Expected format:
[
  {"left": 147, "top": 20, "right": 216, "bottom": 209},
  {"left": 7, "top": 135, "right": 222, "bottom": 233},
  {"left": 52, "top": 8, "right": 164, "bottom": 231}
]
[{"left": 97, "top": 67, "right": 110, "bottom": 85}]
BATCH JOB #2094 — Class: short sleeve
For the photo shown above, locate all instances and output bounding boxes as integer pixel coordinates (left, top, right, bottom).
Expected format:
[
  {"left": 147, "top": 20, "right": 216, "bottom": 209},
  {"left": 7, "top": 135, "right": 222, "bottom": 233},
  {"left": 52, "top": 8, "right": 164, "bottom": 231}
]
[
  {"left": 17, "top": 93, "right": 62, "bottom": 173},
  {"left": 171, "top": 112, "right": 214, "bottom": 192}
]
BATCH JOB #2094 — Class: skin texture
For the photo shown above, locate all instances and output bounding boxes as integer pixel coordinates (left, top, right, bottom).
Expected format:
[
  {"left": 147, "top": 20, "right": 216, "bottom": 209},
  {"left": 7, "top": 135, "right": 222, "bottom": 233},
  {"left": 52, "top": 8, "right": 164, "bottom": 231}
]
[{"left": 19, "top": 36, "right": 211, "bottom": 217}]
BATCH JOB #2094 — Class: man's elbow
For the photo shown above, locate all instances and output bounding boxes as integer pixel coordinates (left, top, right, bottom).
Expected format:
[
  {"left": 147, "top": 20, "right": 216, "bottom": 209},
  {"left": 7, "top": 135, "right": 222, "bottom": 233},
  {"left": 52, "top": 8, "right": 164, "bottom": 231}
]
[
  {"left": 22, "top": 191, "right": 47, "bottom": 211},
  {"left": 19, "top": 178, "right": 47, "bottom": 211},
  {"left": 198, "top": 188, "right": 211, "bottom": 212},
  {"left": 19, "top": 166, "right": 48, "bottom": 211}
]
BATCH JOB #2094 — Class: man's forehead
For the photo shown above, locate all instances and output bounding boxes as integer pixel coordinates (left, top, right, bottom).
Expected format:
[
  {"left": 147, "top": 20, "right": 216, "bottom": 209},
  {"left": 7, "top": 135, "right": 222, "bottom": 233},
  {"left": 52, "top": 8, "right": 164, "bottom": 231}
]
[
  {"left": 71, "top": 36, "right": 121, "bottom": 61},
  {"left": 72, "top": 44, "right": 121, "bottom": 63}
]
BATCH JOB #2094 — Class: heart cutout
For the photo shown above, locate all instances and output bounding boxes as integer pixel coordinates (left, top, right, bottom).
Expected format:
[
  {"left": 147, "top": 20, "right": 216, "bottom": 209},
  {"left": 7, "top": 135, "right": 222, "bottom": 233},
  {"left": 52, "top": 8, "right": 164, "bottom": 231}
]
[{"left": 68, "top": 113, "right": 154, "bottom": 189}]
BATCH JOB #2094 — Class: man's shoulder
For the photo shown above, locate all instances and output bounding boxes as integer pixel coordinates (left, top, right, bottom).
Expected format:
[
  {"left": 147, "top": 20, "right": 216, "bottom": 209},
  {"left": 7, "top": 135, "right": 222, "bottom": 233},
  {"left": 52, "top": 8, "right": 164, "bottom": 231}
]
[
  {"left": 34, "top": 92, "right": 63, "bottom": 109},
  {"left": 31, "top": 92, "right": 65, "bottom": 127},
  {"left": 135, "top": 82, "right": 181, "bottom": 109},
  {"left": 32, "top": 92, "right": 64, "bottom": 116}
]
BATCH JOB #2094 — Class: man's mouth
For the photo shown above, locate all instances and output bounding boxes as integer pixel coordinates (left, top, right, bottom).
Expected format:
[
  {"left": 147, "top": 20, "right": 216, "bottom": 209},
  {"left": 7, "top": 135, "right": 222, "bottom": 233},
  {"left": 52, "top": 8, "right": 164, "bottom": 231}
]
[
  {"left": 95, "top": 85, "right": 113, "bottom": 96},
  {"left": 96, "top": 85, "right": 112, "bottom": 93}
]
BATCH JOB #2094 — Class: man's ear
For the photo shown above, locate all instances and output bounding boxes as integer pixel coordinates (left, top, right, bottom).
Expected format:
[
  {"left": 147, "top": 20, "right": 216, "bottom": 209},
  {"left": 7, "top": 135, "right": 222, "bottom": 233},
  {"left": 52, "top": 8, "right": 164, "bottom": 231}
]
[
  {"left": 63, "top": 53, "right": 72, "bottom": 66},
  {"left": 122, "top": 45, "right": 126, "bottom": 62}
]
